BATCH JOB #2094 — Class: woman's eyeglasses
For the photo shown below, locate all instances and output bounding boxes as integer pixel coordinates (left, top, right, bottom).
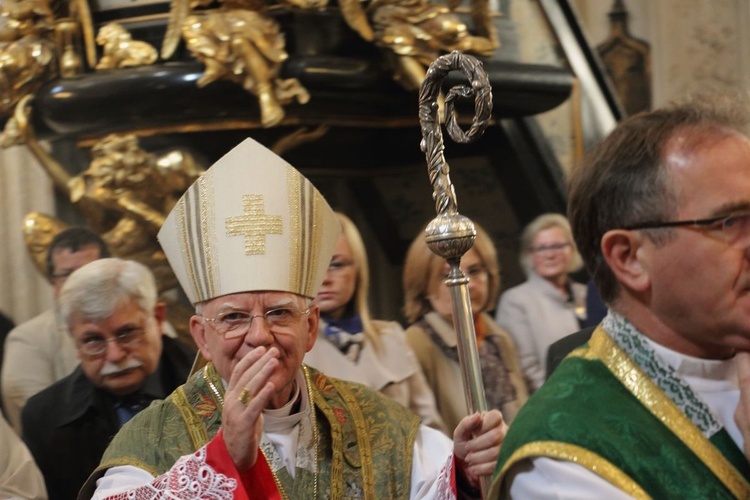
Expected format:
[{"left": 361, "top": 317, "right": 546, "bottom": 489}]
[{"left": 326, "top": 260, "right": 354, "bottom": 273}]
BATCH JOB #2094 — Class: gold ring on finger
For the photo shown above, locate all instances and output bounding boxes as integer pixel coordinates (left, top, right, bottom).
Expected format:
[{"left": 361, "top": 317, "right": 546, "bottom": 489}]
[{"left": 238, "top": 387, "right": 251, "bottom": 406}]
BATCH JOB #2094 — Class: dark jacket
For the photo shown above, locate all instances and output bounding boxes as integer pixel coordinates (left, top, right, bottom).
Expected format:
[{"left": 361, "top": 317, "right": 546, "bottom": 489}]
[
  {"left": 545, "top": 327, "right": 595, "bottom": 379},
  {"left": 21, "top": 336, "right": 194, "bottom": 500}
]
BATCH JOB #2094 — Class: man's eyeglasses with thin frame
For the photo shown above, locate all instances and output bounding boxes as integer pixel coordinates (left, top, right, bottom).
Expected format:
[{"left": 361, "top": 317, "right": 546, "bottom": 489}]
[
  {"left": 202, "top": 306, "right": 311, "bottom": 339},
  {"left": 79, "top": 328, "right": 145, "bottom": 357},
  {"left": 623, "top": 212, "right": 750, "bottom": 246}
]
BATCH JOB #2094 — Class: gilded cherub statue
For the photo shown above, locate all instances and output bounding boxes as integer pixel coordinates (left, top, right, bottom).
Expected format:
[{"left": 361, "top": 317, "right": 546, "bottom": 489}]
[
  {"left": 12, "top": 119, "right": 203, "bottom": 292},
  {"left": 163, "top": 0, "right": 316, "bottom": 128},
  {"left": 95, "top": 22, "right": 158, "bottom": 70},
  {"left": 340, "top": 0, "right": 499, "bottom": 90},
  {"left": 68, "top": 133, "right": 201, "bottom": 288},
  {"left": 16, "top": 127, "right": 203, "bottom": 345}
]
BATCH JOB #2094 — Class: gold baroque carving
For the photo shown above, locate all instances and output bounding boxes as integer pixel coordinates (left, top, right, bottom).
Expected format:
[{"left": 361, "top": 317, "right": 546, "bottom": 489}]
[
  {"left": 0, "top": 0, "right": 501, "bottom": 135},
  {"left": 179, "top": 7, "right": 310, "bottom": 127},
  {"left": 0, "top": 0, "right": 56, "bottom": 117},
  {"left": 95, "top": 22, "right": 158, "bottom": 70}
]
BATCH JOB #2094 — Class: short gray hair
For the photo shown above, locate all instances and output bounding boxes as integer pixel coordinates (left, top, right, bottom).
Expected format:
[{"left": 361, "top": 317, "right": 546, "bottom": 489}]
[
  {"left": 59, "top": 258, "right": 157, "bottom": 327},
  {"left": 519, "top": 213, "right": 583, "bottom": 275}
]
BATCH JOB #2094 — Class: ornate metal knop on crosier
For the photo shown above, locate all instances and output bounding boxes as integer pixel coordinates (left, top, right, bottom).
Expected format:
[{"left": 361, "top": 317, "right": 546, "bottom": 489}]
[
  {"left": 418, "top": 53, "right": 493, "bottom": 498},
  {"left": 418, "top": 51, "right": 492, "bottom": 260}
]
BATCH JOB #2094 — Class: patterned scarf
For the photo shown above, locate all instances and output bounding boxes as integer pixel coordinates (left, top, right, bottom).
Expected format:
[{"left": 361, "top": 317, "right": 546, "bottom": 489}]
[
  {"left": 603, "top": 311, "right": 722, "bottom": 437},
  {"left": 321, "top": 314, "right": 365, "bottom": 362}
]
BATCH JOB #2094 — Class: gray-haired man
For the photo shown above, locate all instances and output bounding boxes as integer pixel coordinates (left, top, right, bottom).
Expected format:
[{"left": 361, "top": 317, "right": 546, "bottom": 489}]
[{"left": 22, "top": 258, "right": 194, "bottom": 500}]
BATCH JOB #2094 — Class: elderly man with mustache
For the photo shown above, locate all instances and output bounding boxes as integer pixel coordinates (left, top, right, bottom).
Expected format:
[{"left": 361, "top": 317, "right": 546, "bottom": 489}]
[{"left": 21, "top": 258, "right": 195, "bottom": 500}]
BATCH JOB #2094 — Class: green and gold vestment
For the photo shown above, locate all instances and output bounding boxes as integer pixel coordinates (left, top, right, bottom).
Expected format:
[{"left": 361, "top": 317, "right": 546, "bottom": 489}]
[
  {"left": 490, "top": 327, "right": 750, "bottom": 499},
  {"left": 83, "top": 363, "right": 419, "bottom": 499}
]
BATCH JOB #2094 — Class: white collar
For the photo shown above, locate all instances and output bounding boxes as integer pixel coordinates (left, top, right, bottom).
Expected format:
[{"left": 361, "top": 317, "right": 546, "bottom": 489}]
[
  {"left": 641, "top": 335, "right": 737, "bottom": 387},
  {"left": 263, "top": 371, "right": 307, "bottom": 433},
  {"left": 220, "top": 370, "right": 308, "bottom": 431}
]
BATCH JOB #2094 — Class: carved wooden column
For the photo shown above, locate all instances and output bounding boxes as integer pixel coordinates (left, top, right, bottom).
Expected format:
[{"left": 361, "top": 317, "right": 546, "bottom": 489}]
[{"left": 596, "top": 0, "right": 651, "bottom": 115}]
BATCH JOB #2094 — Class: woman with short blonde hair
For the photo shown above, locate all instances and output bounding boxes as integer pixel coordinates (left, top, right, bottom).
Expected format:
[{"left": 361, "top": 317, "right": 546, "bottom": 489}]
[
  {"left": 519, "top": 213, "right": 583, "bottom": 275},
  {"left": 495, "top": 213, "right": 587, "bottom": 391}
]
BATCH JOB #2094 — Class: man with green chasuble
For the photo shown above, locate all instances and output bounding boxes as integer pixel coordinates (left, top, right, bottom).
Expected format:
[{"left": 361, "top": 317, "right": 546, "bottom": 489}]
[
  {"left": 80, "top": 138, "right": 506, "bottom": 499},
  {"left": 490, "top": 100, "right": 750, "bottom": 498}
]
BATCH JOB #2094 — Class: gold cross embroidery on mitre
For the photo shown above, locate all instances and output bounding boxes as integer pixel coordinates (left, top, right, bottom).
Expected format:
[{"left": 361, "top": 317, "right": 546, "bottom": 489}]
[{"left": 225, "top": 194, "right": 283, "bottom": 255}]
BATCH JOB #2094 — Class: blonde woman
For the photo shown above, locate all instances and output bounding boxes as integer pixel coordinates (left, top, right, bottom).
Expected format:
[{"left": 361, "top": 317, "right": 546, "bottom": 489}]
[
  {"left": 304, "top": 213, "right": 446, "bottom": 432},
  {"left": 495, "top": 213, "right": 587, "bottom": 391},
  {"left": 403, "top": 222, "right": 527, "bottom": 433}
]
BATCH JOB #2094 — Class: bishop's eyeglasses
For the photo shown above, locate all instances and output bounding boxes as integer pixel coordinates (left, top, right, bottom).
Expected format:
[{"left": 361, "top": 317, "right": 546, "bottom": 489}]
[{"left": 202, "top": 306, "right": 310, "bottom": 339}]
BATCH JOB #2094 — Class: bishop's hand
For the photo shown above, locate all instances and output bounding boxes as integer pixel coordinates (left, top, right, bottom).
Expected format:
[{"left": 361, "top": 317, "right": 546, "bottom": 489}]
[
  {"left": 221, "top": 346, "right": 280, "bottom": 471},
  {"left": 453, "top": 409, "right": 507, "bottom": 489}
]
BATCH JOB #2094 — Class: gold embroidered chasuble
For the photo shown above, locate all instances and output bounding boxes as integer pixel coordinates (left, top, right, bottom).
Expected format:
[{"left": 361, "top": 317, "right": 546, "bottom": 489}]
[{"left": 86, "top": 363, "right": 420, "bottom": 499}]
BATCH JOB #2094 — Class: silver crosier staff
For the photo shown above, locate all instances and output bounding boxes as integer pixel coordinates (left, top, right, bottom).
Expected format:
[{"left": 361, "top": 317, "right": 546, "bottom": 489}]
[{"left": 418, "top": 50, "right": 493, "bottom": 498}]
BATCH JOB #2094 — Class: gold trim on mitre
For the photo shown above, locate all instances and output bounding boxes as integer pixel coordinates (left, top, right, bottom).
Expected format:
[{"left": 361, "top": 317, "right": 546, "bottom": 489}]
[{"left": 158, "top": 138, "right": 340, "bottom": 304}]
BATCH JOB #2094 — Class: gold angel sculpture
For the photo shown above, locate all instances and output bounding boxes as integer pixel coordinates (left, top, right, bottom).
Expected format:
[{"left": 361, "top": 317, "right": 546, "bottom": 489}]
[
  {"left": 340, "top": 0, "right": 499, "bottom": 91},
  {"left": 164, "top": 0, "right": 315, "bottom": 128},
  {"left": 18, "top": 128, "right": 202, "bottom": 292},
  {"left": 71, "top": 133, "right": 201, "bottom": 290},
  {"left": 18, "top": 129, "right": 203, "bottom": 344}
]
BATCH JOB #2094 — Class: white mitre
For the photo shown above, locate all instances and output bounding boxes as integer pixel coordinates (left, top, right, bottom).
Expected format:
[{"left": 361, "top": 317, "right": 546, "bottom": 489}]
[{"left": 158, "top": 138, "right": 340, "bottom": 304}]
